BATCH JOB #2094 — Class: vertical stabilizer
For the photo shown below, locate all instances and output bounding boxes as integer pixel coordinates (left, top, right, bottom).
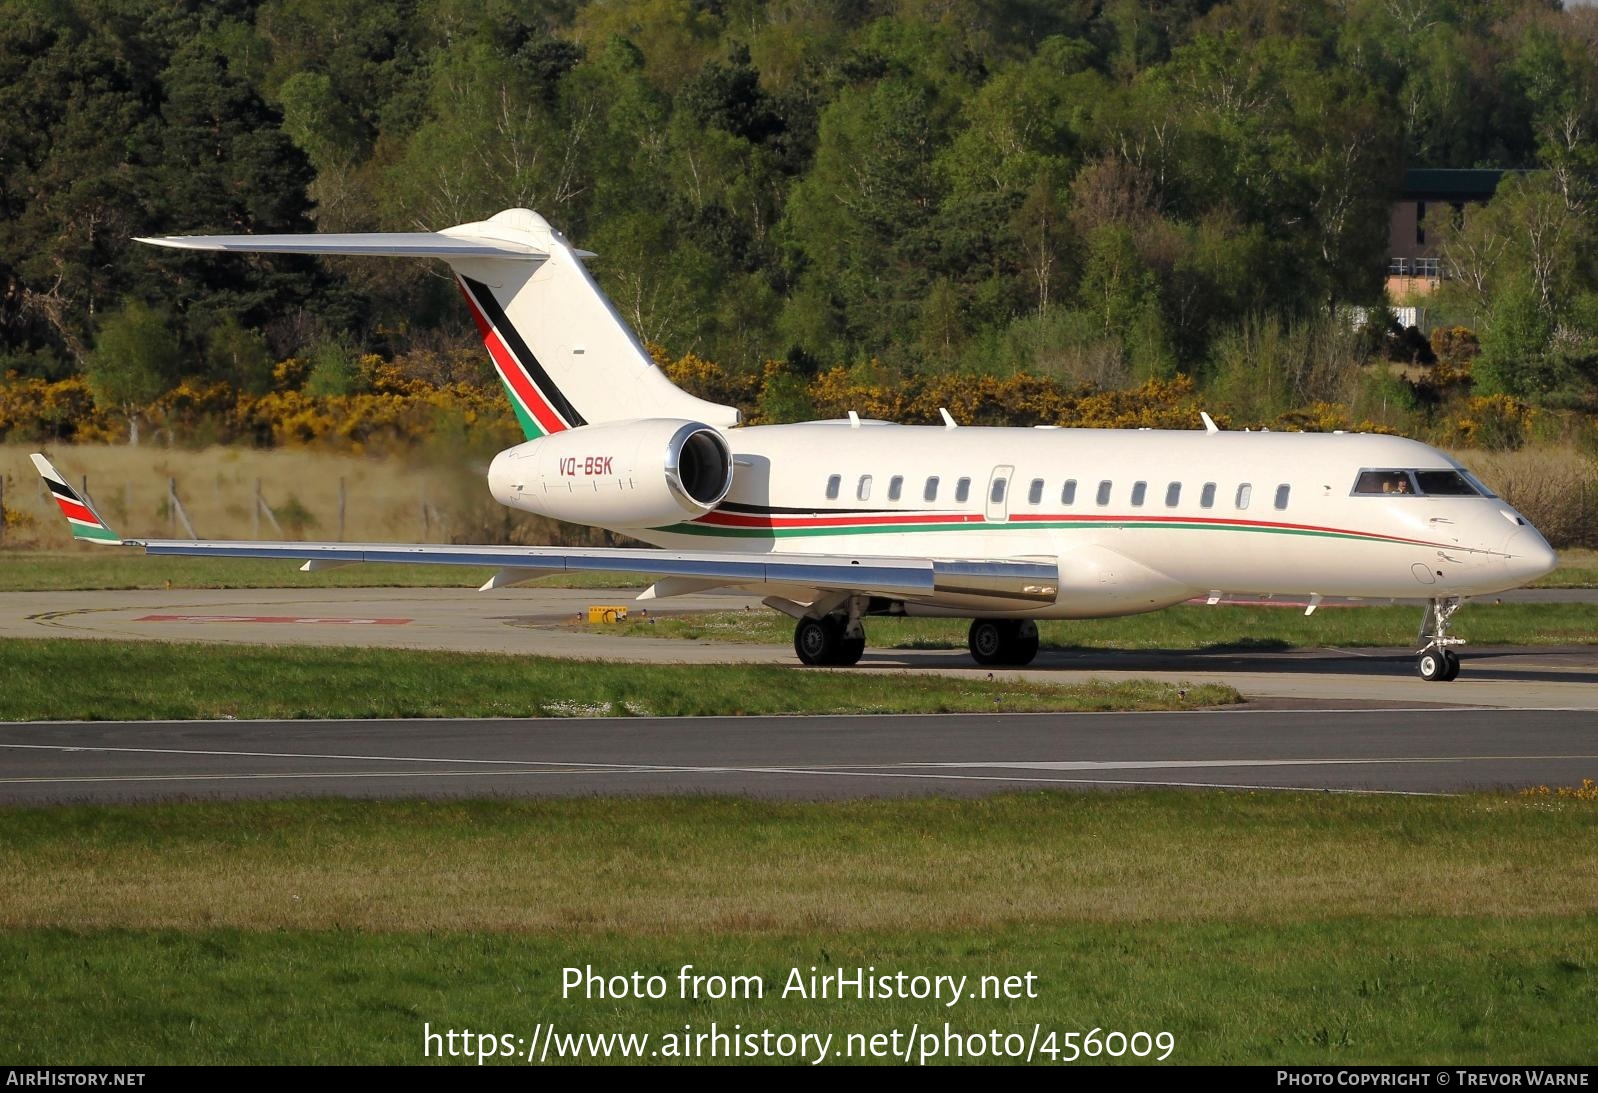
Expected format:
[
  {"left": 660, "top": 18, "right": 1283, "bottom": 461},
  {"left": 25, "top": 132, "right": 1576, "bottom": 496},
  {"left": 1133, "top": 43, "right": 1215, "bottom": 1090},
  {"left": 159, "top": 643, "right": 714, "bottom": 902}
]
[
  {"left": 137, "top": 209, "right": 741, "bottom": 440},
  {"left": 446, "top": 210, "right": 740, "bottom": 438}
]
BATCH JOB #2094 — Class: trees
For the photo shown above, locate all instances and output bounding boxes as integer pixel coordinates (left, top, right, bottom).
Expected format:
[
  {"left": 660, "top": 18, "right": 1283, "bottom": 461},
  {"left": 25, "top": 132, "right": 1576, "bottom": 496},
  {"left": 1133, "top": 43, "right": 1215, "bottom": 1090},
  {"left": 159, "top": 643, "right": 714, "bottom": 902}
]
[
  {"left": 84, "top": 302, "right": 178, "bottom": 445},
  {"left": 0, "top": 0, "right": 1592, "bottom": 416}
]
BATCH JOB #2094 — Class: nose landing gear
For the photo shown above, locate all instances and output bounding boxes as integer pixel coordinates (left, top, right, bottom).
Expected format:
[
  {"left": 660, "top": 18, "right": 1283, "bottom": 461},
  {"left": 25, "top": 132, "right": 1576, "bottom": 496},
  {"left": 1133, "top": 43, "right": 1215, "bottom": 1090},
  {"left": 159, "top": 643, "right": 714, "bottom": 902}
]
[{"left": 1416, "top": 596, "right": 1463, "bottom": 682}]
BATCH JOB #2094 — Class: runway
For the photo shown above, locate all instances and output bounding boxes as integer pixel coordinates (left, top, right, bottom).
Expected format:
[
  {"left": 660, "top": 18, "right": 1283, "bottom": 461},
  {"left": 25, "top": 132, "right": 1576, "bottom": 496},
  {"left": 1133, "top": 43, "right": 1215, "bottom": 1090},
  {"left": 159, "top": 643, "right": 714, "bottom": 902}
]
[
  {"left": 0, "top": 708, "right": 1593, "bottom": 804},
  {"left": 2, "top": 586, "right": 1596, "bottom": 709}
]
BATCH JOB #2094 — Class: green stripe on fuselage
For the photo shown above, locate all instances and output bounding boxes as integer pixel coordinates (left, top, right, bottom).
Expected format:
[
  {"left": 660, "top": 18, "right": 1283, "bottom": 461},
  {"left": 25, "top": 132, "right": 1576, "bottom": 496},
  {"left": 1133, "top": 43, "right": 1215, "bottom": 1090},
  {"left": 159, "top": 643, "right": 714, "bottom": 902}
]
[{"left": 654, "top": 518, "right": 1418, "bottom": 547}]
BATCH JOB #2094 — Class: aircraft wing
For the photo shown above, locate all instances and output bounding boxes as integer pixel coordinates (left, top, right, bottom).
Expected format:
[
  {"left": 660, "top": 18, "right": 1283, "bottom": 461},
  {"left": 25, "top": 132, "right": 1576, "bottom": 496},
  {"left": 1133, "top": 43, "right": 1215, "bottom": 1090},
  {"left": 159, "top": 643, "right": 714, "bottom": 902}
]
[{"left": 30, "top": 455, "right": 1058, "bottom": 608}]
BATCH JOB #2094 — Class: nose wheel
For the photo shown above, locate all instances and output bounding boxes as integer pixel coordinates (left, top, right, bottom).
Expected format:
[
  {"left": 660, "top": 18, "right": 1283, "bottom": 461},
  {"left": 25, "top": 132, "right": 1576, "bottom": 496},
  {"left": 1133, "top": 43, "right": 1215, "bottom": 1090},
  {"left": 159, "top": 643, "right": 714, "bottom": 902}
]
[
  {"left": 1417, "top": 648, "right": 1460, "bottom": 682},
  {"left": 1415, "top": 597, "right": 1464, "bottom": 682}
]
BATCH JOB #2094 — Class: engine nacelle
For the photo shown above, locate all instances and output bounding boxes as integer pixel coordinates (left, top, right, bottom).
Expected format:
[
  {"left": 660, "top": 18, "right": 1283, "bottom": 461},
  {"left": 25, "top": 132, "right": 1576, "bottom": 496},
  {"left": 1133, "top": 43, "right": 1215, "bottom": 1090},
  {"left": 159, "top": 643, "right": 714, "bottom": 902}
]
[{"left": 487, "top": 419, "right": 733, "bottom": 528}]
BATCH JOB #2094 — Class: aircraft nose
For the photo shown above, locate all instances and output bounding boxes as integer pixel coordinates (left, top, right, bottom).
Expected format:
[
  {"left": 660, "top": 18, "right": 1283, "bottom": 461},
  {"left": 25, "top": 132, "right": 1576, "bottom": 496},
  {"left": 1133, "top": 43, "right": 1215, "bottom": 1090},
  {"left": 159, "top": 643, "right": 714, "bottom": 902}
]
[{"left": 1501, "top": 527, "right": 1558, "bottom": 585}]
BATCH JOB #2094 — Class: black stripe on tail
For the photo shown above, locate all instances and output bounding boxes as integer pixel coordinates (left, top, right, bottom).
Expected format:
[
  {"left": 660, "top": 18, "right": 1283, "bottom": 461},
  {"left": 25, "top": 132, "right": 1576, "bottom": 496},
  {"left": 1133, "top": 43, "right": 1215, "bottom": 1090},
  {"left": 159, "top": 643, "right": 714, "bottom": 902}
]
[{"left": 461, "top": 275, "right": 588, "bottom": 428}]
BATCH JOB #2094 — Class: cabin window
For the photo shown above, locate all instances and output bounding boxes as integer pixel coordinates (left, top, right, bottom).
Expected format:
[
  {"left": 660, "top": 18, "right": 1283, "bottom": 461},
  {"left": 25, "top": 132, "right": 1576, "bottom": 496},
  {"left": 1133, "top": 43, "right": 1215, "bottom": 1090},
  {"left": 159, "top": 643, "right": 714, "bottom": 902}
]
[
  {"left": 825, "top": 474, "right": 841, "bottom": 500},
  {"left": 1028, "top": 478, "right": 1044, "bottom": 505},
  {"left": 956, "top": 477, "right": 971, "bottom": 503},
  {"left": 1200, "top": 482, "right": 1216, "bottom": 509},
  {"left": 888, "top": 475, "right": 903, "bottom": 502},
  {"left": 1236, "top": 483, "right": 1252, "bottom": 510},
  {"left": 857, "top": 475, "right": 872, "bottom": 501},
  {"left": 1165, "top": 482, "right": 1181, "bottom": 507},
  {"left": 1096, "top": 480, "right": 1112, "bottom": 506},
  {"left": 1130, "top": 481, "right": 1147, "bottom": 506},
  {"left": 1062, "top": 479, "right": 1077, "bottom": 505},
  {"left": 924, "top": 476, "right": 940, "bottom": 501},
  {"left": 990, "top": 477, "right": 1008, "bottom": 504},
  {"left": 1274, "top": 484, "right": 1291, "bottom": 510}
]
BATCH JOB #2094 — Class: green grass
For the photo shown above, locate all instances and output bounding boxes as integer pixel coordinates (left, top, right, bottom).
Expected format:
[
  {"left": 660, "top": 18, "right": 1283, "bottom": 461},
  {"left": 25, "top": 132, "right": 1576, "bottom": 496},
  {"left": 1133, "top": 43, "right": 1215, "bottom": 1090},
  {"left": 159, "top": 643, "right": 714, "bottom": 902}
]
[
  {"left": 0, "top": 639, "right": 1235, "bottom": 721},
  {"left": 1536, "top": 548, "right": 1598, "bottom": 588},
  {"left": 2, "top": 794, "right": 1595, "bottom": 1064},
  {"left": 615, "top": 601, "right": 1598, "bottom": 650},
  {"left": 0, "top": 550, "right": 649, "bottom": 591}
]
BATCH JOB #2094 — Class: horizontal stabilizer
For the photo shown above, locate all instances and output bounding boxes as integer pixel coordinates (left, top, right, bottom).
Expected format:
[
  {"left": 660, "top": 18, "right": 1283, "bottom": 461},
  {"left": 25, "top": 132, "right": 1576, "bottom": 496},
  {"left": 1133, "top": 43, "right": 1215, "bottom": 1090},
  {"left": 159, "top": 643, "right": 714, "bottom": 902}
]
[{"left": 135, "top": 231, "right": 547, "bottom": 260}]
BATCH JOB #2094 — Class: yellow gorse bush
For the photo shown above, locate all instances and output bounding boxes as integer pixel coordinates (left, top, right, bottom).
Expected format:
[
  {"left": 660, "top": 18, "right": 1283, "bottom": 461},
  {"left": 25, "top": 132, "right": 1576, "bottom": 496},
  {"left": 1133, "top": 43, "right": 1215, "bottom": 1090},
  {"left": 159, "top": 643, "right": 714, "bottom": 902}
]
[
  {"left": 0, "top": 351, "right": 1547, "bottom": 452},
  {"left": 1521, "top": 779, "right": 1598, "bottom": 801}
]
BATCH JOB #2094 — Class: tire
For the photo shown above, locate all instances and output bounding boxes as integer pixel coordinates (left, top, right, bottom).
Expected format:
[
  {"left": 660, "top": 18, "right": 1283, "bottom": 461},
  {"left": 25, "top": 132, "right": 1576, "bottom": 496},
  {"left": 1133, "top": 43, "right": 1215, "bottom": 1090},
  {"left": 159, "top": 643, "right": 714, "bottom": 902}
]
[
  {"left": 794, "top": 616, "right": 840, "bottom": 666},
  {"left": 1009, "top": 620, "right": 1040, "bottom": 667},
  {"left": 1442, "top": 650, "right": 1461, "bottom": 681},
  {"left": 836, "top": 634, "right": 866, "bottom": 666},
  {"left": 1417, "top": 650, "right": 1446, "bottom": 682},
  {"left": 969, "top": 619, "right": 1010, "bottom": 666}
]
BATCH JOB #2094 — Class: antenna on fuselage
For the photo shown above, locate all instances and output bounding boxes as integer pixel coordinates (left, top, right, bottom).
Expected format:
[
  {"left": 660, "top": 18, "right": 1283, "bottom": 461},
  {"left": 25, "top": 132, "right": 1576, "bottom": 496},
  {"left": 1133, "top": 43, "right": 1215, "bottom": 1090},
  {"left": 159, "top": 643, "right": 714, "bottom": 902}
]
[
  {"left": 939, "top": 408, "right": 957, "bottom": 429},
  {"left": 1200, "top": 411, "right": 1220, "bottom": 434}
]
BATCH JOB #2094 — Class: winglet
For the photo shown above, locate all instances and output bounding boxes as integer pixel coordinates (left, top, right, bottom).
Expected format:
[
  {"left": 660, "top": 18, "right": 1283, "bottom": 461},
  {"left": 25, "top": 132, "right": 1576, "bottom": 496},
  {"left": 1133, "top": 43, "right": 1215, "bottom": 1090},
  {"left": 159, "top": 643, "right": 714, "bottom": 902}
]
[{"left": 29, "top": 454, "right": 121, "bottom": 544}]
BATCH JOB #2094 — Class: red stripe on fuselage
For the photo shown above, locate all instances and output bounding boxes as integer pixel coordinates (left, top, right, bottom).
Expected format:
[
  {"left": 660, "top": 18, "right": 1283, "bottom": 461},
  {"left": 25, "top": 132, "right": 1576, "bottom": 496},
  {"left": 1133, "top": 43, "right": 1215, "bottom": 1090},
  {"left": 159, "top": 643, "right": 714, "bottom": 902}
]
[
  {"left": 1008, "top": 511, "right": 1439, "bottom": 546},
  {"left": 694, "top": 510, "right": 985, "bottom": 529},
  {"left": 456, "top": 281, "right": 567, "bottom": 435}
]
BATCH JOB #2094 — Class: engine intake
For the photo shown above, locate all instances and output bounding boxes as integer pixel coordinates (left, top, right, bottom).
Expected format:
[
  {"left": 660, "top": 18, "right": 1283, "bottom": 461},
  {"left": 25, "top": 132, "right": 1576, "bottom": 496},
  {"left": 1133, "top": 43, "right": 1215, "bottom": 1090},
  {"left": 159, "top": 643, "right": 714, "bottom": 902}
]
[{"left": 488, "top": 418, "right": 733, "bottom": 529}]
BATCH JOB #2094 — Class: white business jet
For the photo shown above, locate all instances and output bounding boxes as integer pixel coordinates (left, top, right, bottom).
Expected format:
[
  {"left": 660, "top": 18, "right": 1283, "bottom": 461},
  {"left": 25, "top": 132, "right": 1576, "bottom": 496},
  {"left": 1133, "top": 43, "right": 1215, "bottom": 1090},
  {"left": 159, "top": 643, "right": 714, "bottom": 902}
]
[{"left": 33, "top": 209, "right": 1557, "bottom": 681}]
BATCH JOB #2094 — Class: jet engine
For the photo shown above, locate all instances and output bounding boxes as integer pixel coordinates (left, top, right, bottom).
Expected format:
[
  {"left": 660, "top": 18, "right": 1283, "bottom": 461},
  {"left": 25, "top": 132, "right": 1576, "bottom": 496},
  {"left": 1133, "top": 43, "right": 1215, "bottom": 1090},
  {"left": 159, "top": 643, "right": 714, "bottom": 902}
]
[{"left": 487, "top": 419, "right": 733, "bottom": 529}]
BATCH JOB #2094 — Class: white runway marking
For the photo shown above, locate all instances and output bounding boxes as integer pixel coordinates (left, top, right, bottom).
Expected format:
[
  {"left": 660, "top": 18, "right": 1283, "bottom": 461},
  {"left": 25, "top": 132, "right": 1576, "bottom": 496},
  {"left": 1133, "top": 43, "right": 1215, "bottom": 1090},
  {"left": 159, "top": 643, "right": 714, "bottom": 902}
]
[
  {"left": 4, "top": 742, "right": 1593, "bottom": 771},
  {"left": 5, "top": 739, "right": 1592, "bottom": 797}
]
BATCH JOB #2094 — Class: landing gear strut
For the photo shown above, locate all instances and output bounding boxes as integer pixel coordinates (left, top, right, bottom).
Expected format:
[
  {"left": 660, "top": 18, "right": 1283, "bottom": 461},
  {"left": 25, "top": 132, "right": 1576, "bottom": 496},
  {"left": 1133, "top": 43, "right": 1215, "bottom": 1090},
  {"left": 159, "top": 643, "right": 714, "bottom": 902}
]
[
  {"left": 1416, "top": 596, "right": 1463, "bottom": 682},
  {"left": 968, "top": 619, "right": 1040, "bottom": 667},
  {"left": 793, "top": 615, "right": 865, "bottom": 666}
]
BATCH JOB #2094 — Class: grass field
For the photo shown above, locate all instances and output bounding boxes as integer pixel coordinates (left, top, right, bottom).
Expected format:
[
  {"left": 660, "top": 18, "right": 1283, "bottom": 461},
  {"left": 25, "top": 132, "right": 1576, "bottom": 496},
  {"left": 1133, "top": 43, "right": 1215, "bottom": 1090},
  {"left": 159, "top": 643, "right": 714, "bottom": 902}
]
[
  {"left": 1538, "top": 547, "right": 1598, "bottom": 588},
  {"left": 0, "top": 640, "right": 1236, "bottom": 721},
  {"left": 2, "top": 793, "right": 1594, "bottom": 1064},
  {"left": 614, "top": 601, "right": 1598, "bottom": 651}
]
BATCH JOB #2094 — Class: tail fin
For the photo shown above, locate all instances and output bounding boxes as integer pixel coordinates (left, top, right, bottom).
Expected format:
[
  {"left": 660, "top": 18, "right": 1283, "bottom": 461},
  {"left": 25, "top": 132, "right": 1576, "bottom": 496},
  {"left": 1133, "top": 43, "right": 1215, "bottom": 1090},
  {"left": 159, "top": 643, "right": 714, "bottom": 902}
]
[
  {"left": 137, "top": 209, "right": 740, "bottom": 439},
  {"left": 30, "top": 454, "right": 121, "bottom": 544}
]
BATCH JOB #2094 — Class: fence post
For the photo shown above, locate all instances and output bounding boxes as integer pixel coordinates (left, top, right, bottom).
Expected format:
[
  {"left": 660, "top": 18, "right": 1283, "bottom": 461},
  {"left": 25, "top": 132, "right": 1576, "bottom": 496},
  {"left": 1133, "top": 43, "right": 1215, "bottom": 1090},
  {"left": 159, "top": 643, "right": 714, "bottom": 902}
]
[
  {"left": 168, "top": 477, "right": 197, "bottom": 540},
  {"left": 254, "top": 479, "right": 283, "bottom": 538}
]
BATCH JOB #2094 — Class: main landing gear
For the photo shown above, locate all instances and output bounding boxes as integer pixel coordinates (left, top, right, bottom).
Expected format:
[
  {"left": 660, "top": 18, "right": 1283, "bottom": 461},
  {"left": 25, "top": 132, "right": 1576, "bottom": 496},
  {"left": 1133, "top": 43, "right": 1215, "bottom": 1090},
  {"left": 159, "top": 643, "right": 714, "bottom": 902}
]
[
  {"left": 1416, "top": 596, "right": 1463, "bottom": 682},
  {"left": 793, "top": 615, "right": 865, "bottom": 666},
  {"left": 790, "top": 613, "right": 1043, "bottom": 668},
  {"left": 968, "top": 619, "right": 1040, "bottom": 667}
]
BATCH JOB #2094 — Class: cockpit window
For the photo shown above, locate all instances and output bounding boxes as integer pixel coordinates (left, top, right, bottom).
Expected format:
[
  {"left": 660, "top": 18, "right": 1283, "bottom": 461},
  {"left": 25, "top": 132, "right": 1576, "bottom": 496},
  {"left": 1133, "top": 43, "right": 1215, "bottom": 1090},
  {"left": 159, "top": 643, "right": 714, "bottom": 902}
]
[
  {"left": 1414, "top": 470, "right": 1483, "bottom": 496},
  {"left": 1354, "top": 469, "right": 1485, "bottom": 497},
  {"left": 1354, "top": 470, "right": 1417, "bottom": 495}
]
